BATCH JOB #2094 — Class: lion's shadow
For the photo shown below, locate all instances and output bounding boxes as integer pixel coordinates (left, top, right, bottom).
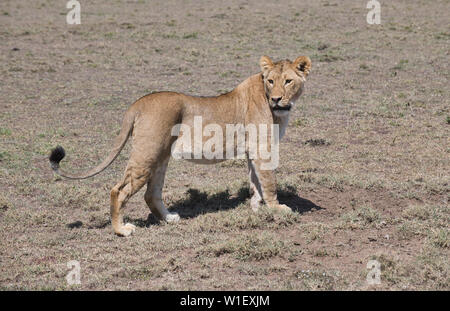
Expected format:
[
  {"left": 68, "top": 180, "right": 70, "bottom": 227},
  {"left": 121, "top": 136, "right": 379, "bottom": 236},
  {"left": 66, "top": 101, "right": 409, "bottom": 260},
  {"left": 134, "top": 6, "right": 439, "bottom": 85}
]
[{"left": 131, "top": 184, "right": 322, "bottom": 228}]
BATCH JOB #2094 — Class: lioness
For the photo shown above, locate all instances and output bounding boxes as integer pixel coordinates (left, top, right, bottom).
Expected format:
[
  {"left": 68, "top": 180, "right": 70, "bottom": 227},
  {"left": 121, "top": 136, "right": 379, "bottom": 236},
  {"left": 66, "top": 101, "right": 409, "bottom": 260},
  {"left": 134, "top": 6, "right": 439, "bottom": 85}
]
[{"left": 49, "top": 55, "right": 311, "bottom": 236}]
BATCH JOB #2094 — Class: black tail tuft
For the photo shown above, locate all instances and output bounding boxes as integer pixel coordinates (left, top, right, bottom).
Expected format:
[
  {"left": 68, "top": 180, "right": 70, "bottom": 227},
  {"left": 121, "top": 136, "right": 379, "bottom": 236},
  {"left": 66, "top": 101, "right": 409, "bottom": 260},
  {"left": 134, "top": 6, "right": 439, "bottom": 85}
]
[{"left": 49, "top": 146, "right": 66, "bottom": 170}]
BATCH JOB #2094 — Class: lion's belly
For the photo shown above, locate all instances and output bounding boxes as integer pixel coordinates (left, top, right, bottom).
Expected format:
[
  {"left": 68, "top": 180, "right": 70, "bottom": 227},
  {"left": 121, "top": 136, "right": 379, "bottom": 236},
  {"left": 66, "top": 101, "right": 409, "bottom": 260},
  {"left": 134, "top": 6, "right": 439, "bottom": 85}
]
[
  {"left": 171, "top": 148, "right": 246, "bottom": 164},
  {"left": 183, "top": 158, "right": 227, "bottom": 165}
]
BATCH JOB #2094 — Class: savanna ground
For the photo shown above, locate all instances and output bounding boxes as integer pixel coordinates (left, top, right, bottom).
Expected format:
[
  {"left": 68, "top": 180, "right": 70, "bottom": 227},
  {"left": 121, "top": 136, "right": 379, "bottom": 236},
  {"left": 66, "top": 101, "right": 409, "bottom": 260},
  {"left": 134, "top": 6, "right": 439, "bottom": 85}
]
[{"left": 0, "top": 0, "right": 449, "bottom": 291}]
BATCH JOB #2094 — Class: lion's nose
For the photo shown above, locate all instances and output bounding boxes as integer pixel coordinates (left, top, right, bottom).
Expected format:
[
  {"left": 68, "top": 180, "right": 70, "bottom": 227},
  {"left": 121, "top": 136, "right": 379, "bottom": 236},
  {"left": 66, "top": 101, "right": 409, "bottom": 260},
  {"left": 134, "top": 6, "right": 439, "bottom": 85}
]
[{"left": 271, "top": 97, "right": 282, "bottom": 104}]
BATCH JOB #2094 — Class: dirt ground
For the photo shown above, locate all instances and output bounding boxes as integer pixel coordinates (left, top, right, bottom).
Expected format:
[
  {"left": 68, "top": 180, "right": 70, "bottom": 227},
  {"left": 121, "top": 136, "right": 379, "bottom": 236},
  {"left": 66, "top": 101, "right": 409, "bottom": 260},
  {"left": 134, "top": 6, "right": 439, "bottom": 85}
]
[{"left": 0, "top": 0, "right": 448, "bottom": 290}]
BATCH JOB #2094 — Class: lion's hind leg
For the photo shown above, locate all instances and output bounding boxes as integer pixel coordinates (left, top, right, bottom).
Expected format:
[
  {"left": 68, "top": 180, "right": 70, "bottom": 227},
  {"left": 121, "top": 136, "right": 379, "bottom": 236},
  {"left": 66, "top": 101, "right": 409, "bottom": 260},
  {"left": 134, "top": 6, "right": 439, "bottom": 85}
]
[
  {"left": 144, "top": 156, "right": 180, "bottom": 224},
  {"left": 110, "top": 162, "right": 151, "bottom": 237}
]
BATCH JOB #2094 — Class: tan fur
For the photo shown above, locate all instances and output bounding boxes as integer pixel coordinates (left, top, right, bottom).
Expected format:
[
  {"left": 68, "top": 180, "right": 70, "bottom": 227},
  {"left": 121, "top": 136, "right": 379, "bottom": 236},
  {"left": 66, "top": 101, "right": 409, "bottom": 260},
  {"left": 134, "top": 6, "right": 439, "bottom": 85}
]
[{"left": 50, "top": 55, "right": 311, "bottom": 236}]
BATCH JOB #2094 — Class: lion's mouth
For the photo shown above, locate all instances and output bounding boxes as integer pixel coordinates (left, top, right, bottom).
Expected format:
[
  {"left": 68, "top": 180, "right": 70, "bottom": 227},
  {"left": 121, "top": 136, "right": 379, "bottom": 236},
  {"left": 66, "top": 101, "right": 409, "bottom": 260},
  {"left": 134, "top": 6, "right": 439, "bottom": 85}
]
[{"left": 272, "top": 105, "right": 291, "bottom": 111}]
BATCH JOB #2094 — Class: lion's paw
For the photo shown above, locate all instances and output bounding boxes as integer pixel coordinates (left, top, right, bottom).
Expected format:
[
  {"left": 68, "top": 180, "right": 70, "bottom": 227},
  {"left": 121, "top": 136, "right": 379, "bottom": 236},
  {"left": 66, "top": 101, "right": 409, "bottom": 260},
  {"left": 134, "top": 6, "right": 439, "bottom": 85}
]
[
  {"left": 165, "top": 213, "right": 180, "bottom": 223},
  {"left": 115, "top": 223, "right": 136, "bottom": 237},
  {"left": 250, "top": 196, "right": 263, "bottom": 212},
  {"left": 270, "top": 203, "right": 292, "bottom": 213}
]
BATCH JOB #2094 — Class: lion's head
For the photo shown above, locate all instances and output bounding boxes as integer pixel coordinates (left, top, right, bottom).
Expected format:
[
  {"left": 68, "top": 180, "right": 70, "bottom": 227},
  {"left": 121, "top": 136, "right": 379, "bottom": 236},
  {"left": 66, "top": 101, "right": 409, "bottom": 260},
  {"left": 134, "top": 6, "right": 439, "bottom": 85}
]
[{"left": 259, "top": 55, "right": 311, "bottom": 116}]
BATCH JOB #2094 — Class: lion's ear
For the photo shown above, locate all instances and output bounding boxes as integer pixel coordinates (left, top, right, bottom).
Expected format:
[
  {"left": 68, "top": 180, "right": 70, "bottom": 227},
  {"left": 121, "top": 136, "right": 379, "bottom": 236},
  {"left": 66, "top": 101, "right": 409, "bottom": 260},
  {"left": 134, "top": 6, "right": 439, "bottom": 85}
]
[
  {"left": 293, "top": 56, "right": 312, "bottom": 77},
  {"left": 260, "top": 56, "right": 274, "bottom": 72}
]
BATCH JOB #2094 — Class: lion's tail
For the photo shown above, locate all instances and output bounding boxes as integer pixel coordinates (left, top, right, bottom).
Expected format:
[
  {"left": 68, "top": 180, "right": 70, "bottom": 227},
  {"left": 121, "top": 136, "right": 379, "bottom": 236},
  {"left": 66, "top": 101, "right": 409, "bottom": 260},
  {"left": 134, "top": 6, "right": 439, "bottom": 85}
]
[{"left": 49, "top": 109, "right": 136, "bottom": 180}]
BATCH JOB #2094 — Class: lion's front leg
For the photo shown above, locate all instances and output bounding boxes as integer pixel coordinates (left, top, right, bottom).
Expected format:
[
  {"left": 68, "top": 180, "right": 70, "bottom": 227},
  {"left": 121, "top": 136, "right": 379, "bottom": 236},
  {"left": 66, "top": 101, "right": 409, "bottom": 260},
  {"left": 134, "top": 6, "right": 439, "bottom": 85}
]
[
  {"left": 248, "top": 158, "right": 263, "bottom": 211},
  {"left": 249, "top": 158, "right": 291, "bottom": 212}
]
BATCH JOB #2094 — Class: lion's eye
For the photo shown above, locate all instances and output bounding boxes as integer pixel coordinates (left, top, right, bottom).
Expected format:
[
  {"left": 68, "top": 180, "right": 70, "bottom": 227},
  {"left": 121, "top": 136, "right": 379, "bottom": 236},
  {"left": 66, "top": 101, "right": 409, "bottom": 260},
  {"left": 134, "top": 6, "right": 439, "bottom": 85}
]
[
  {"left": 285, "top": 79, "right": 292, "bottom": 85},
  {"left": 268, "top": 79, "right": 274, "bottom": 84}
]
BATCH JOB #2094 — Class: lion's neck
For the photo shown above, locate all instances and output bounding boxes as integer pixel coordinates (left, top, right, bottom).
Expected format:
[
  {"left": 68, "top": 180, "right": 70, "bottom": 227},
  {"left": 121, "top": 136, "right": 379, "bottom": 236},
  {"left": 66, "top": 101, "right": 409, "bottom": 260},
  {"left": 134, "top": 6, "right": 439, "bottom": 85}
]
[
  {"left": 273, "top": 112, "right": 289, "bottom": 139},
  {"left": 233, "top": 73, "right": 265, "bottom": 97},
  {"left": 234, "top": 74, "right": 290, "bottom": 139}
]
